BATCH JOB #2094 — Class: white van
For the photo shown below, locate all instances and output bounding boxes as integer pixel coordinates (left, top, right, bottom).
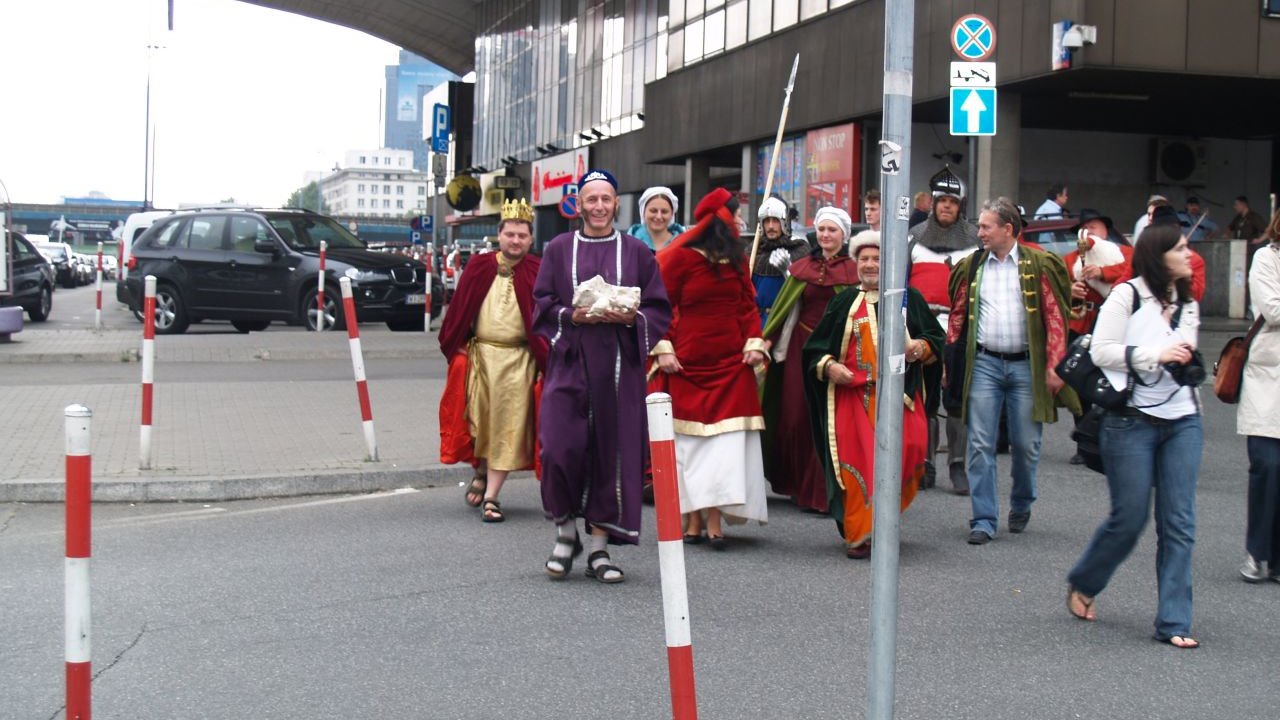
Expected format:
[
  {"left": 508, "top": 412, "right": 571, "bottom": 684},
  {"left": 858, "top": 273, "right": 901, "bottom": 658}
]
[{"left": 117, "top": 210, "right": 173, "bottom": 282}]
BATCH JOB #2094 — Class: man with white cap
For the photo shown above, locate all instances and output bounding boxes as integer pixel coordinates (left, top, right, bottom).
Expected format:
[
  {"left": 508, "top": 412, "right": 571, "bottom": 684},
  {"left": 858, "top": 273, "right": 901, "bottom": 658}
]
[
  {"left": 533, "top": 169, "right": 672, "bottom": 583},
  {"left": 752, "top": 195, "right": 809, "bottom": 327},
  {"left": 907, "top": 166, "right": 980, "bottom": 494},
  {"left": 803, "top": 229, "right": 942, "bottom": 558}
]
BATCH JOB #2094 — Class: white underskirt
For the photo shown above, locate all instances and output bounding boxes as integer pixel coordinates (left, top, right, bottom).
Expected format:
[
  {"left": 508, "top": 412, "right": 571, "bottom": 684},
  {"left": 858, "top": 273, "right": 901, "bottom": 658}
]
[{"left": 675, "top": 430, "right": 768, "bottom": 525}]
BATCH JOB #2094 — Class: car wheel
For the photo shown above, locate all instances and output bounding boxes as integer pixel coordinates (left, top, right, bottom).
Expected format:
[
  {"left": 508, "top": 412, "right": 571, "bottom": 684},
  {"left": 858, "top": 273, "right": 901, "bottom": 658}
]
[
  {"left": 231, "top": 320, "right": 270, "bottom": 333},
  {"left": 152, "top": 285, "right": 190, "bottom": 334},
  {"left": 27, "top": 285, "right": 53, "bottom": 322},
  {"left": 302, "top": 287, "right": 345, "bottom": 331},
  {"left": 386, "top": 318, "right": 424, "bottom": 332}
]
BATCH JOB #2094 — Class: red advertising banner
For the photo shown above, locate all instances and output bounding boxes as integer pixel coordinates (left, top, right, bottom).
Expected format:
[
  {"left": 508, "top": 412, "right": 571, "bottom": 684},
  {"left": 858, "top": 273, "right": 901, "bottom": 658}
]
[{"left": 803, "top": 123, "right": 861, "bottom": 226}]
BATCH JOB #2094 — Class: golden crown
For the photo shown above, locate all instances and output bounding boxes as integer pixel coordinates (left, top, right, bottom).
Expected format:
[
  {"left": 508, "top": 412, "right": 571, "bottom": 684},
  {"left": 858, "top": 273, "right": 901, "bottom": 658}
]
[{"left": 500, "top": 198, "right": 534, "bottom": 224}]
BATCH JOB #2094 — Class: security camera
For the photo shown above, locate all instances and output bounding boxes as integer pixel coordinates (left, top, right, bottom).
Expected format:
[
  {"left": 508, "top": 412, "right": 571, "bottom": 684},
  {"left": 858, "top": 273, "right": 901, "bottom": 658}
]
[{"left": 1062, "top": 23, "right": 1097, "bottom": 48}]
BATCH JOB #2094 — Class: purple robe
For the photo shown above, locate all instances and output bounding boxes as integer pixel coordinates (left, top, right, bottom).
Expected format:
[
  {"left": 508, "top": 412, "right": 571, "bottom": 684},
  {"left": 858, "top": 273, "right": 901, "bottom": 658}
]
[{"left": 533, "top": 231, "right": 672, "bottom": 543}]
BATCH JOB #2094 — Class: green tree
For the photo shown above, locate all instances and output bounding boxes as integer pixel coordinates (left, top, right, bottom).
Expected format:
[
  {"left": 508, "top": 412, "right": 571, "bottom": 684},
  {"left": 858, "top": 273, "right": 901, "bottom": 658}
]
[{"left": 284, "top": 182, "right": 327, "bottom": 213}]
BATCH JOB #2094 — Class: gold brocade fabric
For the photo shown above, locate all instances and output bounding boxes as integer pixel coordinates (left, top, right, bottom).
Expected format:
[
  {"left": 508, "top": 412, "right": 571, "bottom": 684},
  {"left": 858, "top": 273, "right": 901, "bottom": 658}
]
[{"left": 466, "top": 269, "right": 536, "bottom": 471}]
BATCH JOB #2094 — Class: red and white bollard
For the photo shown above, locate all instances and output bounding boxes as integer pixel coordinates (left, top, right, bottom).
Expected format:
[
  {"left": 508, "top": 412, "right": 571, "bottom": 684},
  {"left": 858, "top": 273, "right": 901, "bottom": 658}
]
[
  {"left": 94, "top": 242, "right": 104, "bottom": 331},
  {"left": 316, "top": 240, "right": 328, "bottom": 331},
  {"left": 140, "top": 276, "right": 156, "bottom": 470},
  {"left": 339, "top": 277, "right": 378, "bottom": 461},
  {"left": 645, "top": 392, "right": 699, "bottom": 720},
  {"left": 423, "top": 267, "right": 433, "bottom": 332},
  {"left": 64, "top": 404, "right": 93, "bottom": 720}
]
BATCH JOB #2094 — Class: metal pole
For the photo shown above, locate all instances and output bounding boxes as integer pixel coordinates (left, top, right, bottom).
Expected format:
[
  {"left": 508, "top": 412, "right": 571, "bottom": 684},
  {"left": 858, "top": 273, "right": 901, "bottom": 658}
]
[{"left": 868, "top": 1, "right": 915, "bottom": 718}]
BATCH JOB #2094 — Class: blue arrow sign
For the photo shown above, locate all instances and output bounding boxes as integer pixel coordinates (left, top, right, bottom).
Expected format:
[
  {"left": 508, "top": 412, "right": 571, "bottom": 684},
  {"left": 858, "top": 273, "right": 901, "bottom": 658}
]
[{"left": 949, "top": 87, "right": 997, "bottom": 136}]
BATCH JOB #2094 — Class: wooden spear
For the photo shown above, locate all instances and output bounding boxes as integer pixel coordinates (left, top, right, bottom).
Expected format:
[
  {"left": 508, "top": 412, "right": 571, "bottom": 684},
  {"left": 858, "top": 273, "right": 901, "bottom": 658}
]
[{"left": 748, "top": 53, "right": 800, "bottom": 275}]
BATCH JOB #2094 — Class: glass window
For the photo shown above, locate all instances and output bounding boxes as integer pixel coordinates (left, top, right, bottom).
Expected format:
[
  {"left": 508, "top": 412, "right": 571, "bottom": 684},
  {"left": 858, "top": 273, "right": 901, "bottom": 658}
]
[
  {"left": 181, "top": 216, "right": 227, "bottom": 252},
  {"left": 684, "top": 18, "right": 703, "bottom": 63},
  {"left": 726, "top": 1, "right": 747, "bottom": 48},
  {"left": 357, "top": 184, "right": 365, "bottom": 192},
  {"left": 707, "top": 0, "right": 724, "bottom": 10},
  {"left": 371, "top": 186, "right": 379, "bottom": 195},
  {"left": 773, "top": 0, "right": 797, "bottom": 30},
  {"left": 801, "top": 0, "right": 825, "bottom": 20},
  {"left": 399, "top": 157, "right": 406, "bottom": 166},
  {"left": 383, "top": 199, "right": 390, "bottom": 209},
  {"left": 358, "top": 199, "right": 366, "bottom": 208},
  {"left": 397, "top": 200, "right": 404, "bottom": 209},
  {"left": 397, "top": 185, "right": 405, "bottom": 195},
  {"left": 229, "top": 216, "right": 268, "bottom": 253},
  {"left": 749, "top": 0, "right": 771, "bottom": 40},
  {"left": 687, "top": 0, "right": 705, "bottom": 20},
  {"left": 384, "top": 157, "right": 391, "bottom": 165},
  {"left": 670, "top": 0, "right": 685, "bottom": 25},
  {"left": 668, "top": 27, "right": 684, "bottom": 72},
  {"left": 830, "top": 0, "right": 853, "bottom": 7},
  {"left": 704, "top": 9, "right": 725, "bottom": 55},
  {"left": 383, "top": 185, "right": 391, "bottom": 193},
  {"left": 359, "top": 156, "right": 366, "bottom": 164},
  {"left": 417, "top": 186, "right": 425, "bottom": 195}
]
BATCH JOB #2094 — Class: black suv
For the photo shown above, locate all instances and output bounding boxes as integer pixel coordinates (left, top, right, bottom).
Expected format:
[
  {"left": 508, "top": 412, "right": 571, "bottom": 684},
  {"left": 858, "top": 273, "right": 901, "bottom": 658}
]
[
  {"left": 2, "top": 232, "right": 55, "bottom": 322},
  {"left": 118, "top": 208, "right": 442, "bottom": 334}
]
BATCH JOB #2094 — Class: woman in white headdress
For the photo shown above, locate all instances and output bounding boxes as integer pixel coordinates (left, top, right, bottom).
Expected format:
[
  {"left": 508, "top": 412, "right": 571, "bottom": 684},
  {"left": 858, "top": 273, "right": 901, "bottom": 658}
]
[{"left": 629, "top": 186, "right": 686, "bottom": 252}]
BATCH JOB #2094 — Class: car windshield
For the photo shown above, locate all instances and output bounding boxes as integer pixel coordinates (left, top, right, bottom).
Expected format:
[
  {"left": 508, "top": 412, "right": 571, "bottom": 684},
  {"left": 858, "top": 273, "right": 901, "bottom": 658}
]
[{"left": 264, "top": 214, "right": 366, "bottom": 250}]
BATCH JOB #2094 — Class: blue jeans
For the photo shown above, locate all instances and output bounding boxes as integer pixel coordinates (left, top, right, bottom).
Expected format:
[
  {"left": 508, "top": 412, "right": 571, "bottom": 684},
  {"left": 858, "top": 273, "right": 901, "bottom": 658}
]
[
  {"left": 1245, "top": 435, "right": 1280, "bottom": 563},
  {"left": 1067, "top": 412, "right": 1202, "bottom": 639},
  {"left": 966, "top": 352, "right": 1041, "bottom": 537}
]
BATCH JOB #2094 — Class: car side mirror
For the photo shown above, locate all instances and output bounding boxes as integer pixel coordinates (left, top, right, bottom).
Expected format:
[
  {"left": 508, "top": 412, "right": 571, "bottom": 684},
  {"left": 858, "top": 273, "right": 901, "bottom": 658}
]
[{"left": 253, "top": 238, "right": 278, "bottom": 254}]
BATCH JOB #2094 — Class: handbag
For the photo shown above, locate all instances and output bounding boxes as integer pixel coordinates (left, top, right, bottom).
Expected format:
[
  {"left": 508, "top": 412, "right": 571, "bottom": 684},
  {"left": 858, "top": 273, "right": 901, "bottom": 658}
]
[
  {"left": 1213, "top": 315, "right": 1265, "bottom": 404},
  {"left": 1070, "top": 406, "right": 1107, "bottom": 474},
  {"left": 1056, "top": 335, "right": 1133, "bottom": 411}
]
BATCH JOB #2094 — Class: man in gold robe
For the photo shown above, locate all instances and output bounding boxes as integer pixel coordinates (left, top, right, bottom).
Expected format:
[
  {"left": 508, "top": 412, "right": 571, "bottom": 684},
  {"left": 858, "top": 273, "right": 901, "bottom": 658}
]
[{"left": 438, "top": 199, "right": 548, "bottom": 522}]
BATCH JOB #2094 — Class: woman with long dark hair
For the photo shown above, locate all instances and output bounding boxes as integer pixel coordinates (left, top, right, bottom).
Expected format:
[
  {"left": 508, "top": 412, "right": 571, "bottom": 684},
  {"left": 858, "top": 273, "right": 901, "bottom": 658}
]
[
  {"left": 651, "top": 188, "right": 769, "bottom": 547},
  {"left": 1066, "top": 223, "right": 1204, "bottom": 649}
]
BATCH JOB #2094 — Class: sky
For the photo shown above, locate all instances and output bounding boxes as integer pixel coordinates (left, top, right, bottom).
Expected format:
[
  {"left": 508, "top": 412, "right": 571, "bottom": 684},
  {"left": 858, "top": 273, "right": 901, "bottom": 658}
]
[{"left": 0, "top": 0, "right": 407, "bottom": 208}]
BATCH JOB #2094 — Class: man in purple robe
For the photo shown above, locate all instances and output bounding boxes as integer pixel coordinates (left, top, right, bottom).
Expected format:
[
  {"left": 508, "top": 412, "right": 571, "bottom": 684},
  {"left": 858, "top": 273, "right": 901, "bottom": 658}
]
[{"left": 534, "top": 169, "right": 672, "bottom": 584}]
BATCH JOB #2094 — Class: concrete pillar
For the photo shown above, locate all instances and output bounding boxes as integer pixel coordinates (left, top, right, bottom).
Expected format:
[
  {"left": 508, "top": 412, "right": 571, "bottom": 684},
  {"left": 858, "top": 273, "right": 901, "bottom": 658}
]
[
  {"left": 683, "top": 156, "right": 711, "bottom": 227},
  {"left": 740, "top": 144, "right": 755, "bottom": 222},
  {"left": 976, "top": 90, "right": 1021, "bottom": 206}
]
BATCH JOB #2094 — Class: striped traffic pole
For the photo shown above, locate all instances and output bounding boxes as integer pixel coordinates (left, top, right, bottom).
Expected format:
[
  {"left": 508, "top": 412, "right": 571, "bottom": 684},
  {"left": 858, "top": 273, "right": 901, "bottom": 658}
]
[
  {"left": 316, "top": 241, "right": 327, "bottom": 331},
  {"left": 65, "top": 404, "right": 93, "bottom": 720},
  {"left": 423, "top": 266, "right": 433, "bottom": 332},
  {"left": 139, "top": 275, "right": 156, "bottom": 470},
  {"left": 339, "top": 277, "right": 378, "bottom": 461},
  {"left": 94, "top": 242, "right": 103, "bottom": 330},
  {"left": 645, "top": 392, "right": 699, "bottom": 720}
]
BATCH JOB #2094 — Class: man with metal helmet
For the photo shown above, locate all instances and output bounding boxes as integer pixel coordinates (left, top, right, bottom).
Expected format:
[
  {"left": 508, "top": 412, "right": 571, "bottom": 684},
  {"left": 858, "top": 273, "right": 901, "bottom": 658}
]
[
  {"left": 907, "top": 165, "right": 980, "bottom": 495},
  {"left": 752, "top": 195, "right": 810, "bottom": 328}
]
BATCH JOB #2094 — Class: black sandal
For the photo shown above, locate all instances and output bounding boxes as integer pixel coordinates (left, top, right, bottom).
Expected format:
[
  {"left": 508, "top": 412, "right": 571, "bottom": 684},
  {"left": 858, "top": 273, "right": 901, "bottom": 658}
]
[
  {"left": 481, "top": 499, "right": 504, "bottom": 523},
  {"left": 545, "top": 533, "right": 583, "bottom": 579},
  {"left": 463, "top": 474, "right": 486, "bottom": 507},
  {"left": 584, "top": 550, "right": 625, "bottom": 584}
]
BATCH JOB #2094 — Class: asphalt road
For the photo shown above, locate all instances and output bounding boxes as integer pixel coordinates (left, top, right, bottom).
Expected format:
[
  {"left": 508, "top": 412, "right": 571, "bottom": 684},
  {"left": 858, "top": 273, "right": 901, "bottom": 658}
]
[{"left": 3, "top": 399, "right": 1278, "bottom": 720}]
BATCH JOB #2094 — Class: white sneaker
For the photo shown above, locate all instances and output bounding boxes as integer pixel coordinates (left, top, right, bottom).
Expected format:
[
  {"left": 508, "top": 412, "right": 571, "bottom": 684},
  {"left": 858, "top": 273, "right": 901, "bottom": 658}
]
[{"left": 1240, "top": 554, "right": 1267, "bottom": 583}]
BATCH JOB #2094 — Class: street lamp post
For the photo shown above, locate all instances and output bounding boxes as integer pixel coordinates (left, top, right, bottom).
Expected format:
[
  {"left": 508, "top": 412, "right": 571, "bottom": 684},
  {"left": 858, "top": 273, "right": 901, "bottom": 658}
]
[{"left": 143, "top": 45, "right": 164, "bottom": 210}]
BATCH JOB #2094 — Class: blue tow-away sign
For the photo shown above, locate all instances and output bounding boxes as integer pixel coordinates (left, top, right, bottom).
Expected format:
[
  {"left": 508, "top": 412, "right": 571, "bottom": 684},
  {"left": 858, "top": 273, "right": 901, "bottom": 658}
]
[{"left": 949, "top": 87, "right": 997, "bottom": 136}]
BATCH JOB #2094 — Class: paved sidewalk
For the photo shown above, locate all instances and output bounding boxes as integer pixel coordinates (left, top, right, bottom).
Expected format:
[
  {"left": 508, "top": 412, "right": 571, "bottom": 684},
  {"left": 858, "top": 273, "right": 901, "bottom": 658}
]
[{"left": 0, "top": 322, "right": 482, "bottom": 503}]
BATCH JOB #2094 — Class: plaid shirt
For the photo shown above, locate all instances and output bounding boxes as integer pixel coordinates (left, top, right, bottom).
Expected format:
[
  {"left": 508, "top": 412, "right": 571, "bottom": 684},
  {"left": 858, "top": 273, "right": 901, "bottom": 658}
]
[{"left": 975, "top": 243, "right": 1028, "bottom": 353}]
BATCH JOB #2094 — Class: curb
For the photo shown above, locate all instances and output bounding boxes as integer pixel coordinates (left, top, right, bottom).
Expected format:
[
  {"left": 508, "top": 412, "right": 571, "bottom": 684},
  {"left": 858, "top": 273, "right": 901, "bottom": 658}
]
[{"left": 0, "top": 464, "right": 479, "bottom": 503}]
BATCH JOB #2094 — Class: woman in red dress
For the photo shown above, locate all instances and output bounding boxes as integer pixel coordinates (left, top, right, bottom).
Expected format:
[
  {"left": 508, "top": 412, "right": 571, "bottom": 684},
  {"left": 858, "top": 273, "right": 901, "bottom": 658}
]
[
  {"left": 651, "top": 188, "right": 770, "bottom": 548},
  {"left": 760, "top": 207, "right": 860, "bottom": 513}
]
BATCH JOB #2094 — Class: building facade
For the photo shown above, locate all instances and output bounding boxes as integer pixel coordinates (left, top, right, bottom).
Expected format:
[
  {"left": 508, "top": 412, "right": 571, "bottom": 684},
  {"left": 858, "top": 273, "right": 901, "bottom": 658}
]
[
  {"left": 318, "top": 149, "right": 430, "bottom": 219},
  {"left": 384, "top": 51, "right": 457, "bottom": 171}
]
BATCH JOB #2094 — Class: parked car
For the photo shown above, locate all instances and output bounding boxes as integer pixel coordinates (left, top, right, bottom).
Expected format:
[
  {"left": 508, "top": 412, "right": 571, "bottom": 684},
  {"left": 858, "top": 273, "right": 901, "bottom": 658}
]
[
  {"left": 119, "top": 207, "right": 443, "bottom": 334},
  {"left": 33, "top": 241, "right": 78, "bottom": 288},
  {"left": 100, "top": 254, "right": 118, "bottom": 280},
  {"left": 2, "top": 232, "right": 55, "bottom": 321},
  {"left": 72, "top": 253, "right": 95, "bottom": 285}
]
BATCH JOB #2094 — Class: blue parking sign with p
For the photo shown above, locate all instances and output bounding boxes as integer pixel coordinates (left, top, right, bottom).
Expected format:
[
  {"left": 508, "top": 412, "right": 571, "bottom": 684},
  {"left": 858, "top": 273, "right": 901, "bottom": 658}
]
[{"left": 431, "top": 104, "right": 450, "bottom": 154}]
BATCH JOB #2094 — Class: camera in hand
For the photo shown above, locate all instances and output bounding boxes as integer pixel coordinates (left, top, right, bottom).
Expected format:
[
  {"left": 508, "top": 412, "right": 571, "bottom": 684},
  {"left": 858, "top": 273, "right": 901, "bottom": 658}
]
[{"left": 1163, "top": 350, "right": 1207, "bottom": 387}]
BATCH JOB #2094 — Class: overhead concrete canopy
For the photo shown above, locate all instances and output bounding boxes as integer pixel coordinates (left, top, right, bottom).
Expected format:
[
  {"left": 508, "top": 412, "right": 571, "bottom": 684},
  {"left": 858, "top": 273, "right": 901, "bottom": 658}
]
[{"left": 241, "top": 0, "right": 477, "bottom": 75}]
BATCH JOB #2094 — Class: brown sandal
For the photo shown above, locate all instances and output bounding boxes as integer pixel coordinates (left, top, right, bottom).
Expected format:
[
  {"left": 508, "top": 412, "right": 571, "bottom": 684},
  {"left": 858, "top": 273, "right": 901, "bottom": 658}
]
[
  {"left": 1067, "top": 587, "right": 1096, "bottom": 621},
  {"left": 463, "top": 474, "right": 486, "bottom": 507}
]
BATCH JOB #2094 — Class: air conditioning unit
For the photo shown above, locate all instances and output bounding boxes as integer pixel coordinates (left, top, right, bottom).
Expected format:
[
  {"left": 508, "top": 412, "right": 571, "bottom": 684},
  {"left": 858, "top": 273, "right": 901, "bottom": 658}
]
[{"left": 1153, "top": 139, "right": 1208, "bottom": 186}]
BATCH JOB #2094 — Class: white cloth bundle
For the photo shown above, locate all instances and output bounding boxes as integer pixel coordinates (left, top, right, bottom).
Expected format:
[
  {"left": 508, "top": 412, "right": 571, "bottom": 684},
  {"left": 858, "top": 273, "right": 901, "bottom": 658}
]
[{"left": 572, "top": 274, "right": 641, "bottom": 317}]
